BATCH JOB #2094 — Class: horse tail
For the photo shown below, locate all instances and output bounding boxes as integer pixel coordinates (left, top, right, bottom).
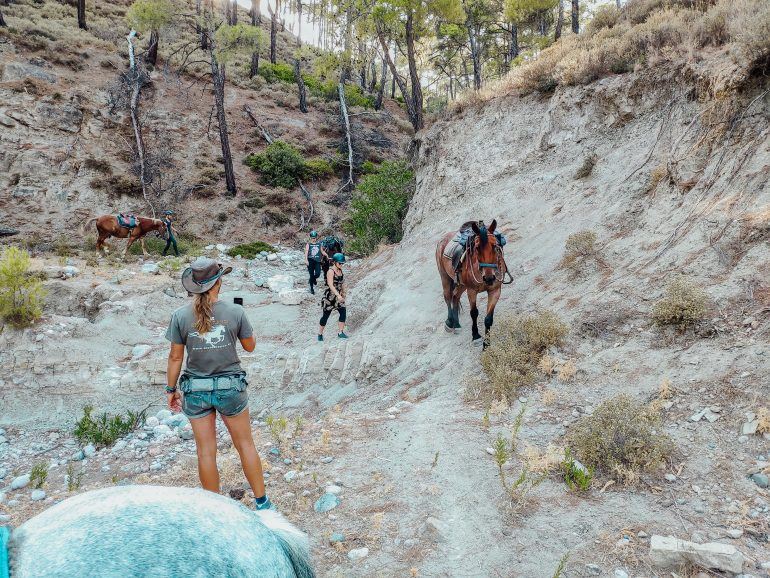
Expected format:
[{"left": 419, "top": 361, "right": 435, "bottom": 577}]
[
  {"left": 256, "top": 510, "right": 315, "bottom": 578},
  {"left": 81, "top": 216, "right": 98, "bottom": 235}
]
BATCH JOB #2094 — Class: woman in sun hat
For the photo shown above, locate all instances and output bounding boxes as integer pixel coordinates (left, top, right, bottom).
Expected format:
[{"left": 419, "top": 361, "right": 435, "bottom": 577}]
[
  {"left": 317, "top": 252, "right": 348, "bottom": 341},
  {"left": 165, "top": 257, "right": 273, "bottom": 511}
]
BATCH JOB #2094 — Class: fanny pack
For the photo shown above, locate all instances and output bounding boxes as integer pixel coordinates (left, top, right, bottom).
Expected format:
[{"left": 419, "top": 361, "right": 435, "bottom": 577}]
[{"left": 179, "top": 372, "right": 247, "bottom": 393}]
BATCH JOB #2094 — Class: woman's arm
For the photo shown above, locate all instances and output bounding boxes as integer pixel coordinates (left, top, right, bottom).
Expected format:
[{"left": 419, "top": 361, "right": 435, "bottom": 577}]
[
  {"left": 240, "top": 335, "right": 256, "bottom": 352},
  {"left": 166, "top": 343, "right": 185, "bottom": 412},
  {"left": 304, "top": 243, "right": 309, "bottom": 265},
  {"left": 327, "top": 269, "right": 343, "bottom": 301}
]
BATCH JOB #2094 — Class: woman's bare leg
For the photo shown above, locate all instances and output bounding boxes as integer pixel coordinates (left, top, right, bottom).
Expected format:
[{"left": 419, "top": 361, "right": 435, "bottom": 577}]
[
  {"left": 190, "top": 412, "right": 219, "bottom": 492},
  {"left": 222, "top": 409, "right": 267, "bottom": 498}
]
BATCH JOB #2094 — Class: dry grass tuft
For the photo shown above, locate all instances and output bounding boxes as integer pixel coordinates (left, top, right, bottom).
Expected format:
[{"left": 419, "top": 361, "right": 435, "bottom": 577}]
[
  {"left": 757, "top": 407, "right": 770, "bottom": 435},
  {"left": 568, "top": 394, "right": 673, "bottom": 484},
  {"left": 479, "top": 311, "right": 568, "bottom": 402},
  {"left": 557, "top": 359, "right": 577, "bottom": 382},
  {"left": 574, "top": 153, "right": 598, "bottom": 179},
  {"left": 651, "top": 276, "right": 708, "bottom": 330},
  {"left": 559, "top": 230, "right": 599, "bottom": 272}
]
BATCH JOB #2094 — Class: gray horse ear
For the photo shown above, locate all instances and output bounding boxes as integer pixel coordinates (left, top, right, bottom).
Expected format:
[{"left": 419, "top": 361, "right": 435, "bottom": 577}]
[
  {"left": 489, "top": 219, "right": 497, "bottom": 234},
  {"left": 471, "top": 222, "right": 481, "bottom": 235}
]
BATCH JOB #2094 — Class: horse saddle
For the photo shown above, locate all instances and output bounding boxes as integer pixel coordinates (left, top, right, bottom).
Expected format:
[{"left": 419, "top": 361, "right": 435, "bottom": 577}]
[{"left": 117, "top": 213, "right": 137, "bottom": 229}]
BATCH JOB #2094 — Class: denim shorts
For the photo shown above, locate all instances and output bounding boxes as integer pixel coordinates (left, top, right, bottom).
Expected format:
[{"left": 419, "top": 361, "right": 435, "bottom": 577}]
[{"left": 182, "top": 388, "right": 249, "bottom": 419}]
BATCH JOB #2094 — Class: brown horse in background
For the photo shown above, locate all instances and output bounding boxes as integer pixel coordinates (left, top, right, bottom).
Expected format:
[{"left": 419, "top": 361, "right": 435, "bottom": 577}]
[
  {"left": 82, "top": 214, "right": 165, "bottom": 258},
  {"left": 436, "top": 219, "right": 508, "bottom": 347}
]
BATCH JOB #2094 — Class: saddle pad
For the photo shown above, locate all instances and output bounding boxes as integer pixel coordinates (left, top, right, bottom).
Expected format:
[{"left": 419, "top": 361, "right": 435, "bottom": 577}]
[{"left": 117, "top": 214, "right": 137, "bottom": 228}]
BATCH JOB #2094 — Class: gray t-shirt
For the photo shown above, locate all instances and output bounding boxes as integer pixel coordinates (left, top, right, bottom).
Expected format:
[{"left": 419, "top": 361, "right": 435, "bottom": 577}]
[{"left": 165, "top": 300, "right": 253, "bottom": 377}]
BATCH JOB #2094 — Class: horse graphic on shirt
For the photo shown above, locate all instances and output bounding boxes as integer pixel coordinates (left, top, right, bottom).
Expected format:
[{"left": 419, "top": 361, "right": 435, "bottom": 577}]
[{"left": 189, "top": 325, "right": 227, "bottom": 347}]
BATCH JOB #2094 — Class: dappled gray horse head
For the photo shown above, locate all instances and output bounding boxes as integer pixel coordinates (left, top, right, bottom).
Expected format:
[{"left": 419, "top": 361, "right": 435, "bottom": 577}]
[{"left": 7, "top": 485, "right": 314, "bottom": 578}]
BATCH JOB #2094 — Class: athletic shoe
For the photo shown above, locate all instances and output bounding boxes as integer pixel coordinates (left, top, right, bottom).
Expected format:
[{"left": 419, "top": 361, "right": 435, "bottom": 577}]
[
  {"left": 310, "top": 286, "right": 315, "bottom": 294},
  {"left": 255, "top": 497, "right": 276, "bottom": 511},
  {"left": 317, "top": 334, "right": 324, "bottom": 342},
  {"left": 337, "top": 332, "right": 348, "bottom": 339}
]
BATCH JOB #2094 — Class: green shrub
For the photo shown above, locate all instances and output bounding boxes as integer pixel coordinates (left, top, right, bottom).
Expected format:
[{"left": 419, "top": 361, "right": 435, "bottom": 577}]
[
  {"left": 238, "top": 194, "right": 265, "bottom": 211},
  {"left": 128, "top": 233, "right": 201, "bottom": 257},
  {"left": 65, "top": 462, "right": 85, "bottom": 492},
  {"left": 73, "top": 405, "right": 145, "bottom": 448},
  {"left": 158, "top": 256, "right": 184, "bottom": 273},
  {"left": 257, "top": 62, "right": 296, "bottom": 84},
  {"left": 245, "top": 140, "right": 305, "bottom": 188},
  {"left": 343, "top": 160, "right": 415, "bottom": 255},
  {"left": 0, "top": 246, "right": 46, "bottom": 328},
  {"left": 479, "top": 311, "right": 567, "bottom": 402},
  {"left": 342, "top": 83, "right": 375, "bottom": 109},
  {"left": 561, "top": 448, "right": 593, "bottom": 491},
  {"left": 588, "top": 4, "right": 621, "bottom": 34},
  {"left": 303, "top": 158, "right": 334, "bottom": 180},
  {"left": 651, "top": 276, "right": 707, "bottom": 330},
  {"left": 360, "top": 160, "right": 378, "bottom": 174},
  {"left": 30, "top": 462, "right": 48, "bottom": 489},
  {"left": 227, "top": 241, "right": 276, "bottom": 259},
  {"left": 568, "top": 394, "right": 673, "bottom": 483}
]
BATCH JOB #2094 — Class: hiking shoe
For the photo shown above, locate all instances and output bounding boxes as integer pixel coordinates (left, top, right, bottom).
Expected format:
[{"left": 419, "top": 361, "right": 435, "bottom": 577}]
[
  {"left": 309, "top": 286, "right": 315, "bottom": 295},
  {"left": 337, "top": 332, "right": 348, "bottom": 339},
  {"left": 255, "top": 497, "right": 276, "bottom": 511},
  {"left": 317, "top": 334, "right": 324, "bottom": 342}
]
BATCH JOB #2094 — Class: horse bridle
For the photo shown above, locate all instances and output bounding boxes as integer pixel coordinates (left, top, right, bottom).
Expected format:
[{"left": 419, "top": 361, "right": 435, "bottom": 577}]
[{"left": 466, "top": 239, "right": 514, "bottom": 285}]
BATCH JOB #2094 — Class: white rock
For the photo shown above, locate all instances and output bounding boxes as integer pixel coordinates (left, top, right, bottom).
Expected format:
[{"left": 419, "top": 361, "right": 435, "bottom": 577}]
[
  {"left": 649, "top": 535, "right": 744, "bottom": 574},
  {"left": 153, "top": 425, "right": 173, "bottom": 438},
  {"left": 11, "top": 474, "right": 30, "bottom": 490},
  {"left": 741, "top": 420, "right": 759, "bottom": 436},
  {"left": 30, "top": 489, "right": 46, "bottom": 501},
  {"left": 145, "top": 416, "right": 160, "bottom": 428},
  {"left": 267, "top": 274, "right": 294, "bottom": 293},
  {"left": 61, "top": 265, "right": 80, "bottom": 278},
  {"left": 83, "top": 444, "right": 96, "bottom": 458},
  {"left": 266, "top": 253, "right": 278, "bottom": 262},
  {"left": 215, "top": 244, "right": 229, "bottom": 253},
  {"left": 0, "top": 492, "right": 5, "bottom": 504},
  {"left": 278, "top": 289, "right": 305, "bottom": 306},
  {"left": 284, "top": 470, "right": 298, "bottom": 482},
  {"left": 347, "top": 547, "right": 369, "bottom": 562},
  {"left": 141, "top": 263, "right": 160, "bottom": 275},
  {"left": 156, "top": 409, "right": 172, "bottom": 422},
  {"left": 325, "top": 485, "right": 342, "bottom": 495},
  {"left": 131, "top": 344, "right": 152, "bottom": 360}
]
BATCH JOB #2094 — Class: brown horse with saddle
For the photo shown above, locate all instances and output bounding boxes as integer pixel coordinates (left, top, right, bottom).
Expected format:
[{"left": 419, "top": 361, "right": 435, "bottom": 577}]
[
  {"left": 82, "top": 213, "right": 166, "bottom": 258},
  {"left": 436, "top": 219, "right": 511, "bottom": 347}
]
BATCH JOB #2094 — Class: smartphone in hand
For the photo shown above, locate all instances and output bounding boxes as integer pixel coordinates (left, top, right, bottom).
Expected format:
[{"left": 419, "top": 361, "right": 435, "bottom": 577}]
[{"left": 233, "top": 297, "right": 244, "bottom": 306}]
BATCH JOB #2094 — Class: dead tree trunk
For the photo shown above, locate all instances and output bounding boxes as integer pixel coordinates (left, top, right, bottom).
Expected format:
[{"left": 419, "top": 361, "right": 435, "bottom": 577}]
[
  {"left": 374, "top": 55, "right": 387, "bottom": 110},
  {"left": 294, "top": 59, "right": 307, "bottom": 113},
  {"left": 377, "top": 26, "right": 418, "bottom": 129},
  {"left": 126, "top": 31, "right": 154, "bottom": 216},
  {"left": 337, "top": 83, "right": 354, "bottom": 192},
  {"left": 146, "top": 30, "right": 159, "bottom": 66},
  {"left": 555, "top": 0, "right": 564, "bottom": 40},
  {"left": 77, "top": 0, "right": 87, "bottom": 30},
  {"left": 404, "top": 11, "right": 424, "bottom": 130},
  {"left": 268, "top": 2, "right": 277, "bottom": 64},
  {"left": 211, "top": 55, "right": 237, "bottom": 195},
  {"left": 0, "top": 8, "right": 6, "bottom": 27},
  {"left": 571, "top": 0, "right": 579, "bottom": 34},
  {"left": 250, "top": 0, "right": 260, "bottom": 25},
  {"left": 509, "top": 24, "right": 519, "bottom": 65},
  {"left": 250, "top": 49, "right": 259, "bottom": 78},
  {"left": 231, "top": 0, "right": 237, "bottom": 24}
]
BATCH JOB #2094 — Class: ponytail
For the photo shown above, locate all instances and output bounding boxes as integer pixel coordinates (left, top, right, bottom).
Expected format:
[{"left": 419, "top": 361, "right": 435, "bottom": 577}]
[{"left": 193, "top": 289, "right": 214, "bottom": 334}]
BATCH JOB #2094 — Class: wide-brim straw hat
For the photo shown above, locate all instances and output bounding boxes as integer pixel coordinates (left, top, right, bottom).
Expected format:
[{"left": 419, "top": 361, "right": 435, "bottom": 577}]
[{"left": 181, "top": 257, "right": 232, "bottom": 294}]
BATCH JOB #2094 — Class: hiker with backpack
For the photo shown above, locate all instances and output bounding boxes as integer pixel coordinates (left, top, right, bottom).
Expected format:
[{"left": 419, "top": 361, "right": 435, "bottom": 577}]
[
  {"left": 320, "top": 234, "right": 344, "bottom": 286},
  {"left": 318, "top": 253, "right": 348, "bottom": 341},
  {"left": 165, "top": 257, "right": 274, "bottom": 511},
  {"left": 304, "top": 230, "right": 323, "bottom": 294}
]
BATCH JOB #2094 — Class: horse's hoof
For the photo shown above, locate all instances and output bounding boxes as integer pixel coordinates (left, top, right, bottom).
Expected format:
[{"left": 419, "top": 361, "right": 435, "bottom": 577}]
[
  {"left": 472, "top": 337, "right": 483, "bottom": 347},
  {"left": 444, "top": 322, "right": 454, "bottom": 333}
]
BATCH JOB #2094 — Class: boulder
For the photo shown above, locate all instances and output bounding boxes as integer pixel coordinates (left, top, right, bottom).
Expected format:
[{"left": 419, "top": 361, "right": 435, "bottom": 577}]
[
  {"left": 347, "top": 548, "right": 369, "bottom": 562},
  {"left": 267, "top": 275, "right": 294, "bottom": 293},
  {"left": 278, "top": 289, "right": 305, "bottom": 306},
  {"left": 141, "top": 263, "right": 160, "bottom": 275},
  {"left": 10, "top": 474, "right": 31, "bottom": 490},
  {"left": 1, "top": 62, "right": 57, "bottom": 84},
  {"left": 35, "top": 101, "right": 83, "bottom": 133},
  {"left": 30, "top": 489, "right": 46, "bottom": 501},
  {"left": 649, "top": 535, "right": 745, "bottom": 574}
]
